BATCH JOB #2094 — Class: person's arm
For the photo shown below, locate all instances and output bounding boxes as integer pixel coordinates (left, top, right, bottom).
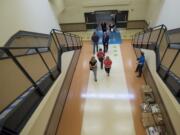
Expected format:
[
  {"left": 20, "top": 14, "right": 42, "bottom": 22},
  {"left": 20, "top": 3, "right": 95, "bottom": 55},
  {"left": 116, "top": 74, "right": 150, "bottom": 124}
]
[
  {"left": 89, "top": 62, "right": 92, "bottom": 69},
  {"left": 104, "top": 60, "right": 106, "bottom": 65},
  {"left": 103, "top": 52, "right": 105, "bottom": 58},
  {"left": 97, "top": 52, "right": 99, "bottom": 58}
]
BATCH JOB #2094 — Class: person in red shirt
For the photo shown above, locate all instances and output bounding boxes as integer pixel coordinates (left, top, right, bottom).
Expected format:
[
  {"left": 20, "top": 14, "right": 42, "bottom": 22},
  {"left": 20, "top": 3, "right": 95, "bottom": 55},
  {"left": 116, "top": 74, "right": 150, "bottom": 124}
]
[
  {"left": 97, "top": 48, "right": 105, "bottom": 69},
  {"left": 104, "top": 56, "right": 112, "bottom": 76}
]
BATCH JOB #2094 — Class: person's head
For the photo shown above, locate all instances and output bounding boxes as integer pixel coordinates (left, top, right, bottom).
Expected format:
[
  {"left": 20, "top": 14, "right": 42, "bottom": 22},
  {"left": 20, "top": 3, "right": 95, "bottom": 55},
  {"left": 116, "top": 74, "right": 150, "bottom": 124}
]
[
  {"left": 91, "top": 56, "right": 96, "bottom": 61},
  {"left": 93, "top": 32, "right": 96, "bottom": 35},
  {"left": 99, "top": 48, "right": 102, "bottom": 52},
  {"left": 105, "top": 56, "right": 110, "bottom": 60},
  {"left": 141, "top": 51, "right": 144, "bottom": 56}
]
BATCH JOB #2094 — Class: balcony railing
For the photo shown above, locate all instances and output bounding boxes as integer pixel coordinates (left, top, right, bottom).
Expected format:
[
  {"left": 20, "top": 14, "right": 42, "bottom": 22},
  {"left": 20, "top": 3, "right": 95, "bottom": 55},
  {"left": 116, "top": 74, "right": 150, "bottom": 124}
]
[
  {"left": 132, "top": 25, "right": 180, "bottom": 103},
  {"left": 0, "top": 30, "right": 82, "bottom": 134}
]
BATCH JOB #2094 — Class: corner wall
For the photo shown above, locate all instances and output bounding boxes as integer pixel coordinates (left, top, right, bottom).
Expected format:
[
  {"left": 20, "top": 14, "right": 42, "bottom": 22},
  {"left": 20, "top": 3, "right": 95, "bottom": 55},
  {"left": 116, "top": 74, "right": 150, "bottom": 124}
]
[
  {"left": 146, "top": 0, "right": 180, "bottom": 29},
  {"left": 0, "top": 0, "right": 60, "bottom": 46},
  {"left": 49, "top": 0, "right": 65, "bottom": 17}
]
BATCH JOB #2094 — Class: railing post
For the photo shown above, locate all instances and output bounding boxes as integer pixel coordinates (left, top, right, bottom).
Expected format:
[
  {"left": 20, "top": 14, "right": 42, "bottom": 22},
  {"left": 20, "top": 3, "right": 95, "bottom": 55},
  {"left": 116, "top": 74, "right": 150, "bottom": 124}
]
[
  {"left": 63, "top": 33, "right": 69, "bottom": 48},
  {"left": 52, "top": 30, "right": 62, "bottom": 49},
  {"left": 160, "top": 34, "right": 170, "bottom": 63},
  {"left": 50, "top": 32, "right": 60, "bottom": 50},
  {"left": 155, "top": 26, "right": 163, "bottom": 50},
  {"left": 70, "top": 34, "right": 75, "bottom": 49},
  {"left": 35, "top": 48, "right": 55, "bottom": 80},
  {"left": 147, "top": 29, "right": 152, "bottom": 49},
  {"left": 75, "top": 36, "right": 79, "bottom": 47},
  {"left": 3, "top": 48, "right": 44, "bottom": 96},
  {"left": 131, "top": 35, "right": 134, "bottom": 46},
  {"left": 141, "top": 32, "right": 145, "bottom": 48},
  {"left": 137, "top": 32, "right": 139, "bottom": 45},
  {"left": 80, "top": 37, "right": 83, "bottom": 47},
  {"left": 134, "top": 34, "right": 136, "bottom": 45},
  {"left": 48, "top": 47, "right": 61, "bottom": 72},
  {"left": 164, "top": 50, "right": 179, "bottom": 80},
  {"left": 158, "top": 27, "right": 167, "bottom": 49}
]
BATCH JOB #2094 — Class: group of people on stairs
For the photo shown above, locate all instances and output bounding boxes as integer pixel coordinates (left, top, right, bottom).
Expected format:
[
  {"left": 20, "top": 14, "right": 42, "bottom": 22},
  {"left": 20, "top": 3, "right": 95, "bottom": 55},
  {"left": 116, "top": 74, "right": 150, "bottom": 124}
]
[
  {"left": 91, "top": 31, "right": 109, "bottom": 54},
  {"left": 90, "top": 24, "right": 113, "bottom": 82},
  {"left": 89, "top": 22, "right": 145, "bottom": 82},
  {"left": 89, "top": 52, "right": 112, "bottom": 82}
]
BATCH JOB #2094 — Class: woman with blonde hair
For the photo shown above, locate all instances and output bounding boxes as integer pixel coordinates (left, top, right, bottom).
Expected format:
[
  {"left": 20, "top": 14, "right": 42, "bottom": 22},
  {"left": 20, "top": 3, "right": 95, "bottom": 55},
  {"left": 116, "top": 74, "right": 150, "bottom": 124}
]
[
  {"left": 104, "top": 56, "right": 112, "bottom": 76},
  {"left": 89, "top": 56, "right": 98, "bottom": 81}
]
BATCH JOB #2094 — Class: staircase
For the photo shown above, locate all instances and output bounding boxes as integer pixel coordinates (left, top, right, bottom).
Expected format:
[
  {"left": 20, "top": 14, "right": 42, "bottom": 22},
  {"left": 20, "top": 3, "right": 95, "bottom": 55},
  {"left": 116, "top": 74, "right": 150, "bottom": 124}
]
[{"left": 0, "top": 30, "right": 82, "bottom": 134}]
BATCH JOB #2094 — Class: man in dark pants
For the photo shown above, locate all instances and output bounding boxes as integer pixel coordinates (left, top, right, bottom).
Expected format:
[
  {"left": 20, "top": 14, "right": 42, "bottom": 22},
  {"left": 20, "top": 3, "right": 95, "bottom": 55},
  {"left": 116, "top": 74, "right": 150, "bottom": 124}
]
[
  {"left": 102, "top": 32, "right": 109, "bottom": 53},
  {"left": 91, "top": 32, "right": 99, "bottom": 54},
  {"left": 135, "top": 51, "right": 145, "bottom": 77},
  {"left": 101, "top": 22, "right": 107, "bottom": 32}
]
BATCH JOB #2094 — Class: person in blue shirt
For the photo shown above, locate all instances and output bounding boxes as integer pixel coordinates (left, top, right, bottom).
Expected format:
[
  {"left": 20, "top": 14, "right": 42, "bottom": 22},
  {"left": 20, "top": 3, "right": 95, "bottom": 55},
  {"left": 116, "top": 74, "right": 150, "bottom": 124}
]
[{"left": 135, "top": 51, "right": 145, "bottom": 77}]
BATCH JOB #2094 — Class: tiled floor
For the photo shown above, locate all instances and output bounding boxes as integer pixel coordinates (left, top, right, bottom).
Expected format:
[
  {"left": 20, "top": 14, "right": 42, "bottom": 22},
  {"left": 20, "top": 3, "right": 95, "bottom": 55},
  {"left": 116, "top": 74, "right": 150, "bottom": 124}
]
[
  {"left": 57, "top": 41, "right": 146, "bottom": 135},
  {"left": 81, "top": 45, "right": 136, "bottom": 135}
]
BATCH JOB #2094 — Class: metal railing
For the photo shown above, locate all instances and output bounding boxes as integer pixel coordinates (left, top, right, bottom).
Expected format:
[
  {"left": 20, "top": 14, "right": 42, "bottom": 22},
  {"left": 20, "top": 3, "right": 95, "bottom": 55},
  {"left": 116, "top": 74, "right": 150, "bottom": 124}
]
[
  {"left": 133, "top": 24, "right": 167, "bottom": 50},
  {"left": 0, "top": 30, "right": 82, "bottom": 134},
  {"left": 132, "top": 25, "right": 180, "bottom": 102}
]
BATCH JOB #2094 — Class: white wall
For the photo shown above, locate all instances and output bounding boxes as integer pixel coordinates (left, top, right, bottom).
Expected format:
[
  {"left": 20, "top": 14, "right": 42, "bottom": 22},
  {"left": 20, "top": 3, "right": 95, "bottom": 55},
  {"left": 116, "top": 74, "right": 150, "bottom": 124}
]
[
  {"left": 49, "top": 0, "right": 65, "bottom": 17},
  {"left": 0, "top": 0, "right": 60, "bottom": 46},
  {"left": 146, "top": 0, "right": 180, "bottom": 29},
  {"left": 59, "top": 0, "right": 148, "bottom": 23}
]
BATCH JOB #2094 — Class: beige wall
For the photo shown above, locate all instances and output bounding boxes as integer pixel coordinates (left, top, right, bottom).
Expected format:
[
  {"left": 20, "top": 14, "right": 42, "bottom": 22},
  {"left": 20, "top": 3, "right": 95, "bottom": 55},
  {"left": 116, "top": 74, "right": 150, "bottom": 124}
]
[
  {"left": 142, "top": 49, "right": 180, "bottom": 135},
  {"left": 0, "top": 52, "right": 57, "bottom": 112},
  {"left": 0, "top": 0, "right": 60, "bottom": 46},
  {"left": 146, "top": 0, "right": 180, "bottom": 29},
  {"left": 59, "top": 0, "right": 148, "bottom": 23},
  {"left": 0, "top": 59, "right": 32, "bottom": 112}
]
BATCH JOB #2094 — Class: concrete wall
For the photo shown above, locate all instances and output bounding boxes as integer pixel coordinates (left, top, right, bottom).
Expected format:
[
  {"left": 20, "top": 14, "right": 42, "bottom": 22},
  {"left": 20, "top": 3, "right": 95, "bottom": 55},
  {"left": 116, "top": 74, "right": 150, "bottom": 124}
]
[
  {"left": 59, "top": 0, "right": 148, "bottom": 23},
  {"left": 146, "top": 0, "right": 180, "bottom": 29},
  {"left": 142, "top": 49, "right": 180, "bottom": 135},
  {"left": 0, "top": 0, "right": 60, "bottom": 46}
]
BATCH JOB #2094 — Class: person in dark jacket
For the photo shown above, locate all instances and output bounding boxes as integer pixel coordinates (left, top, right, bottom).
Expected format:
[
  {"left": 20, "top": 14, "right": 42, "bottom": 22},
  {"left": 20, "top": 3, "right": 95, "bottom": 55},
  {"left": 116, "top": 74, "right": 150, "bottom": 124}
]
[
  {"left": 101, "top": 22, "right": 107, "bottom": 32},
  {"left": 91, "top": 32, "right": 99, "bottom": 54},
  {"left": 135, "top": 51, "right": 145, "bottom": 77},
  {"left": 102, "top": 32, "right": 109, "bottom": 53}
]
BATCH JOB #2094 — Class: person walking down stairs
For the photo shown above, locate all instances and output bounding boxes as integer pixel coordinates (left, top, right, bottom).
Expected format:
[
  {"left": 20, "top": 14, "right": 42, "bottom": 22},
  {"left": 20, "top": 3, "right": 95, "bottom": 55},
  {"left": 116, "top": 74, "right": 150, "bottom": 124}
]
[
  {"left": 97, "top": 48, "right": 105, "bottom": 69},
  {"left": 91, "top": 32, "right": 99, "bottom": 54},
  {"left": 104, "top": 56, "right": 112, "bottom": 76},
  {"left": 89, "top": 56, "right": 98, "bottom": 82}
]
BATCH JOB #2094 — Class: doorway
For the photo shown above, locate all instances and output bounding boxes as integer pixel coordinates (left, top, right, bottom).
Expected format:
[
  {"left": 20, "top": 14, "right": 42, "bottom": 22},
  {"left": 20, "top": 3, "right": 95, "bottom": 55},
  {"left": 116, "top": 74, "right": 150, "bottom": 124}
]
[{"left": 95, "top": 10, "right": 118, "bottom": 26}]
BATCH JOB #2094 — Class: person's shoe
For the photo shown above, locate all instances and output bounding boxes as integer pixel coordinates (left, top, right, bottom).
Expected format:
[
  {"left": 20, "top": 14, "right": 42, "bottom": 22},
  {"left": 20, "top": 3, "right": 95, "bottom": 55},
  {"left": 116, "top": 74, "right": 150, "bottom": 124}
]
[{"left": 95, "top": 79, "right": 97, "bottom": 82}]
